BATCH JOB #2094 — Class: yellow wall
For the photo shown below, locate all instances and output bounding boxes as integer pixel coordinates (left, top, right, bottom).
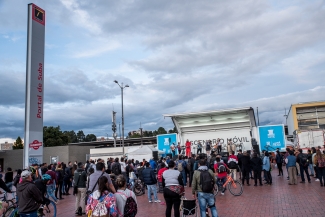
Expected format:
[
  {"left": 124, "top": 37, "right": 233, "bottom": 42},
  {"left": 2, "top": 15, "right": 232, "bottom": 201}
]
[{"left": 292, "top": 101, "right": 325, "bottom": 131}]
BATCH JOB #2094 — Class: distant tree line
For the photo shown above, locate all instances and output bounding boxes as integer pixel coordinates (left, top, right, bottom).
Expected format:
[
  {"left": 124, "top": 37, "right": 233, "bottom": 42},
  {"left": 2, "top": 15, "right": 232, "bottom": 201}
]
[
  {"left": 12, "top": 126, "right": 97, "bottom": 149},
  {"left": 128, "top": 126, "right": 177, "bottom": 138}
]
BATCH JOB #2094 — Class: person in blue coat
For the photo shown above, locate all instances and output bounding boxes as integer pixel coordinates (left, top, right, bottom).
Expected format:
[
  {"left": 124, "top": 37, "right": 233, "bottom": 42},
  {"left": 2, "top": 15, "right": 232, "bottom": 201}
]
[
  {"left": 263, "top": 152, "right": 272, "bottom": 185},
  {"left": 149, "top": 158, "right": 157, "bottom": 171},
  {"left": 142, "top": 162, "right": 161, "bottom": 203}
]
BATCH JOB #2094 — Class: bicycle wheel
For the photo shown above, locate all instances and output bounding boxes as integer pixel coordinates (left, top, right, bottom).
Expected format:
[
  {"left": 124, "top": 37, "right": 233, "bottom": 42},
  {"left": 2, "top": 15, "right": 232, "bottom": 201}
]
[
  {"left": 134, "top": 181, "right": 143, "bottom": 196},
  {"left": 228, "top": 180, "right": 243, "bottom": 196},
  {"left": 213, "top": 183, "right": 219, "bottom": 196},
  {"left": 3, "top": 205, "right": 16, "bottom": 217},
  {"left": 43, "top": 201, "right": 57, "bottom": 217},
  {"left": 8, "top": 207, "right": 19, "bottom": 217}
]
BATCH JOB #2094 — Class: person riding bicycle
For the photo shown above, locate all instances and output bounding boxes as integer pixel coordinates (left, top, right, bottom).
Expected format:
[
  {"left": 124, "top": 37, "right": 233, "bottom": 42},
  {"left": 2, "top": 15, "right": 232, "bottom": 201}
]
[
  {"left": 214, "top": 157, "right": 229, "bottom": 195},
  {"left": 17, "top": 170, "right": 43, "bottom": 217}
]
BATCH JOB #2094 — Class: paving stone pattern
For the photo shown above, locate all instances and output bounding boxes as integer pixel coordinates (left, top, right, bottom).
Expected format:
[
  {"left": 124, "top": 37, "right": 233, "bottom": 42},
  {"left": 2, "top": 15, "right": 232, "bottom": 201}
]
[{"left": 57, "top": 168, "right": 325, "bottom": 217}]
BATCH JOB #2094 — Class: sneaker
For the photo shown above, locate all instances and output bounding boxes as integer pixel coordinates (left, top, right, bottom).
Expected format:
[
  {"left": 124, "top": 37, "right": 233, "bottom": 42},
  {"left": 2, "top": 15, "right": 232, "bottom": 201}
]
[
  {"left": 315, "top": 179, "right": 320, "bottom": 181},
  {"left": 154, "top": 200, "right": 161, "bottom": 203},
  {"left": 221, "top": 192, "right": 224, "bottom": 195},
  {"left": 149, "top": 200, "right": 152, "bottom": 203}
]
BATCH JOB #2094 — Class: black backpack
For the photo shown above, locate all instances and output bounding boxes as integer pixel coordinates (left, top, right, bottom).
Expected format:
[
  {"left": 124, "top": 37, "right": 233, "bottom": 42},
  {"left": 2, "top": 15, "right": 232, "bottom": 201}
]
[
  {"left": 199, "top": 170, "right": 214, "bottom": 193},
  {"left": 112, "top": 163, "right": 121, "bottom": 175},
  {"left": 300, "top": 154, "right": 309, "bottom": 167},
  {"left": 228, "top": 161, "right": 237, "bottom": 169},
  {"left": 117, "top": 192, "right": 137, "bottom": 217}
]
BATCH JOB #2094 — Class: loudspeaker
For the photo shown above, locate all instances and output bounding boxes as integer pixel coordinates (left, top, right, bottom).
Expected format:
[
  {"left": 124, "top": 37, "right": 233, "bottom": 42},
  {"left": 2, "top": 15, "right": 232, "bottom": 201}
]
[{"left": 152, "top": 151, "right": 158, "bottom": 161}]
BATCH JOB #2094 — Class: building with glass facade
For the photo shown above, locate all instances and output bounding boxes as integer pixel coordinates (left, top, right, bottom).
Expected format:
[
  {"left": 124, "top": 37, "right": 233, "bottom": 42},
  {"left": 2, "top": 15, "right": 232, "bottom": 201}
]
[{"left": 286, "top": 101, "right": 325, "bottom": 135}]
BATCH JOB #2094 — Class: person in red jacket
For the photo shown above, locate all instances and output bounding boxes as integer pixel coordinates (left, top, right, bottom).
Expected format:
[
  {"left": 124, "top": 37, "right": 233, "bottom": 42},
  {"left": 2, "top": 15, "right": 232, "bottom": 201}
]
[
  {"left": 185, "top": 140, "right": 191, "bottom": 157},
  {"left": 157, "top": 163, "right": 168, "bottom": 183}
]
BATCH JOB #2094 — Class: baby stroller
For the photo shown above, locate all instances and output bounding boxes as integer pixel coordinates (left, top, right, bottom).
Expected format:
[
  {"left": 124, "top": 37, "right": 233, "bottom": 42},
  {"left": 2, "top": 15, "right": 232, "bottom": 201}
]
[{"left": 180, "top": 197, "right": 198, "bottom": 217}]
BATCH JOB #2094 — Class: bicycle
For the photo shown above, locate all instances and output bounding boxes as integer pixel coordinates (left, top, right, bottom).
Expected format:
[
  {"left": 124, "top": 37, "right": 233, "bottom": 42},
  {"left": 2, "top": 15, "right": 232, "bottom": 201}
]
[
  {"left": 0, "top": 191, "right": 16, "bottom": 209},
  {"left": 127, "top": 179, "right": 144, "bottom": 196},
  {"left": 214, "top": 171, "right": 243, "bottom": 196},
  {"left": 9, "top": 196, "right": 57, "bottom": 217}
]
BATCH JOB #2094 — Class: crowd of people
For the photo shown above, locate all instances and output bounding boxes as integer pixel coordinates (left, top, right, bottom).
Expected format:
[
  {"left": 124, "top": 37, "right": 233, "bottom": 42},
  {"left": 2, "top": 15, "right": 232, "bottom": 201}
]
[{"left": 0, "top": 143, "right": 324, "bottom": 217}]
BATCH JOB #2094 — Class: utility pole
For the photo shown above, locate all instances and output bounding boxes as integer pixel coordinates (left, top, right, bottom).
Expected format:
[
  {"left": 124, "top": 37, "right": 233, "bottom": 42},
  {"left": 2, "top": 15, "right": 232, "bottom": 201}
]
[
  {"left": 114, "top": 80, "right": 129, "bottom": 156},
  {"left": 112, "top": 111, "right": 117, "bottom": 147},
  {"left": 119, "top": 122, "right": 122, "bottom": 147},
  {"left": 257, "top": 107, "right": 260, "bottom": 126}
]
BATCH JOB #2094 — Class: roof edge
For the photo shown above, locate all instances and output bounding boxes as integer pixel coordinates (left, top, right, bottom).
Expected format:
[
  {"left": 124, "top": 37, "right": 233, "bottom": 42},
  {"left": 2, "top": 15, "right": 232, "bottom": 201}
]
[{"left": 163, "top": 107, "right": 253, "bottom": 117}]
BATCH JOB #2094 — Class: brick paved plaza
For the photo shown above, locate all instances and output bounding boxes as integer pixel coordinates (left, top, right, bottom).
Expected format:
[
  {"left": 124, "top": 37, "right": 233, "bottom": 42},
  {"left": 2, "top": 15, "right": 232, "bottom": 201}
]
[{"left": 56, "top": 168, "right": 325, "bottom": 217}]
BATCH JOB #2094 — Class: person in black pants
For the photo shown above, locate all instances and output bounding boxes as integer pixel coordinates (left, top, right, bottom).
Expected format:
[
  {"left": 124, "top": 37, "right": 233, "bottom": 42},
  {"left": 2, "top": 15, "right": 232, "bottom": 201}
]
[
  {"left": 276, "top": 151, "right": 283, "bottom": 176},
  {"left": 251, "top": 153, "right": 263, "bottom": 186},
  {"left": 55, "top": 163, "right": 65, "bottom": 199},
  {"left": 162, "top": 160, "right": 184, "bottom": 217},
  {"left": 241, "top": 151, "right": 251, "bottom": 186}
]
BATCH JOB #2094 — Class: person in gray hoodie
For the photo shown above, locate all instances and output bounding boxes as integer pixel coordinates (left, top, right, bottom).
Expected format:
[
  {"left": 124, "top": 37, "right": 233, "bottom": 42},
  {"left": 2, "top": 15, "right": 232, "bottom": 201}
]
[{"left": 17, "top": 170, "right": 43, "bottom": 217}]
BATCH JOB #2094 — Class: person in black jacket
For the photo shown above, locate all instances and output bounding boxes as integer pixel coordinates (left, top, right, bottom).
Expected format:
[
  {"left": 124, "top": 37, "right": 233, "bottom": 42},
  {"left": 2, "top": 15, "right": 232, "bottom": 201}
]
[
  {"left": 17, "top": 170, "right": 43, "bottom": 216},
  {"left": 241, "top": 151, "right": 251, "bottom": 186},
  {"left": 275, "top": 151, "right": 283, "bottom": 176},
  {"left": 251, "top": 153, "right": 263, "bottom": 186},
  {"left": 142, "top": 162, "right": 160, "bottom": 203},
  {"left": 4, "top": 167, "right": 14, "bottom": 198},
  {"left": 63, "top": 164, "right": 72, "bottom": 195}
]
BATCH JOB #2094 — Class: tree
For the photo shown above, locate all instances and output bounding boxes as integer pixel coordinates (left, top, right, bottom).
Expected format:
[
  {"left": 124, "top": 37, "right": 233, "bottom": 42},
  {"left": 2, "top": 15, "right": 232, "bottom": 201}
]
[
  {"left": 43, "top": 126, "right": 70, "bottom": 147},
  {"left": 77, "top": 130, "right": 85, "bottom": 142},
  {"left": 168, "top": 126, "right": 178, "bottom": 134},
  {"left": 157, "top": 127, "right": 167, "bottom": 135},
  {"left": 13, "top": 136, "right": 24, "bottom": 149},
  {"left": 85, "top": 134, "right": 97, "bottom": 142},
  {"left": 63, "top": 130, "right": 78, "bottom": 143}
]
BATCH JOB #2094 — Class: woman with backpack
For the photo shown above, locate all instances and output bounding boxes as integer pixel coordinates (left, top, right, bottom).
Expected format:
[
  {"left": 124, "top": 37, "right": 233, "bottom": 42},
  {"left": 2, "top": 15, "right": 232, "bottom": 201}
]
[
  {"left": 86, "top": 176, "right": 118, "bottom": 217},
  {"left": 313, "top": 149, "right": 325, "bottom": 186},
  {"left": 115, "top": 175, "right": 137, "bottom": 217}
]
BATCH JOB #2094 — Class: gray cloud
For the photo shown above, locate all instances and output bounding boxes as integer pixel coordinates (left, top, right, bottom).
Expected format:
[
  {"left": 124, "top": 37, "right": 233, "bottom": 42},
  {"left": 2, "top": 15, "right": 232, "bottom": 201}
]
[{"left": 0, "top": 0, "right": 325, "bottom": 141}]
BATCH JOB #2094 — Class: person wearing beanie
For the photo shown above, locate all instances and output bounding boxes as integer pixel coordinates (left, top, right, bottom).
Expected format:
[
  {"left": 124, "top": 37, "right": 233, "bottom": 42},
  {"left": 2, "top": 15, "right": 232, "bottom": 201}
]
[{"left": 16, "top": 170, "right": 43, "bottom": 216}]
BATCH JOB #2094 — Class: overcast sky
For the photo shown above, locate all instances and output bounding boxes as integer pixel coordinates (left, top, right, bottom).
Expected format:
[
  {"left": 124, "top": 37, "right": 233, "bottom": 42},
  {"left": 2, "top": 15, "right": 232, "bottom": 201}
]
[{"left": 0, "top": 0, "right": 325, "bottom": 143}]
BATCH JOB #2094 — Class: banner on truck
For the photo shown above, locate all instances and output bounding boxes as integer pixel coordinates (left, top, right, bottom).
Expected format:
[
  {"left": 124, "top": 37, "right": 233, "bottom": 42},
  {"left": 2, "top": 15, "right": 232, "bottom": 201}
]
[
  {"left": 258, "top": 125, "right": 286, "bottom": 152},
  {"left": 157, "top": 134, "right": 178, "bottom": 155}
]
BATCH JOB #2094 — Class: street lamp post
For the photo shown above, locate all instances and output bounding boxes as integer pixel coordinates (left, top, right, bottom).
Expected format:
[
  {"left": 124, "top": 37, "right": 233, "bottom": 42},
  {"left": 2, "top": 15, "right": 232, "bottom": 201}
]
[{"left": 114, "top": 80, "right": 129, "bottom": 156}]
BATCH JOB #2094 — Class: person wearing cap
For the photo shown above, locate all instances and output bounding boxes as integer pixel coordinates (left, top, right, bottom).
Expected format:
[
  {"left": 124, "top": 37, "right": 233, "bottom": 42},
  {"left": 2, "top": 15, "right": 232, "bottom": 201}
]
[{"left": 17, "top": 170, "right": 43, "bottom": 217}]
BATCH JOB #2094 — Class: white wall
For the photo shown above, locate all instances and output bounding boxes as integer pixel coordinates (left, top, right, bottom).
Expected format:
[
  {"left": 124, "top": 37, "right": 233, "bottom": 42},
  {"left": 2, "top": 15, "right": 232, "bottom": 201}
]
[
  {"left": 89, "top": 146, "right": 143, "bottom": 160},
  {"left": 182, "top": 127, "right": 253, "bottom": 153}
]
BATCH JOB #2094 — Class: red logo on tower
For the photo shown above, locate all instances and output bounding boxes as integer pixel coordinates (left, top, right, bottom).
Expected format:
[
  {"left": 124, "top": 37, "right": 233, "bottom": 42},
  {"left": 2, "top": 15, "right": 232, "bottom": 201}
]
[
  {"left": 32, "top": 4, "right": 45, "bottom": 25},
  {"left": 29, "top": 140, "right": 42, "bottom": 150}
]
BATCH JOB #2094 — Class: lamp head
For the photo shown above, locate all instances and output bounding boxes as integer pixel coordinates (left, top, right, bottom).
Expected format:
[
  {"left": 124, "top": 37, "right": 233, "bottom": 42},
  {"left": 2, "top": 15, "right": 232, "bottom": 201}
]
[
  {"left": 114, "top": 80, "right": 118, "bottom": 84},
  {"left": 125, "top": 84, "right": 129, "bottom": 87}
]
